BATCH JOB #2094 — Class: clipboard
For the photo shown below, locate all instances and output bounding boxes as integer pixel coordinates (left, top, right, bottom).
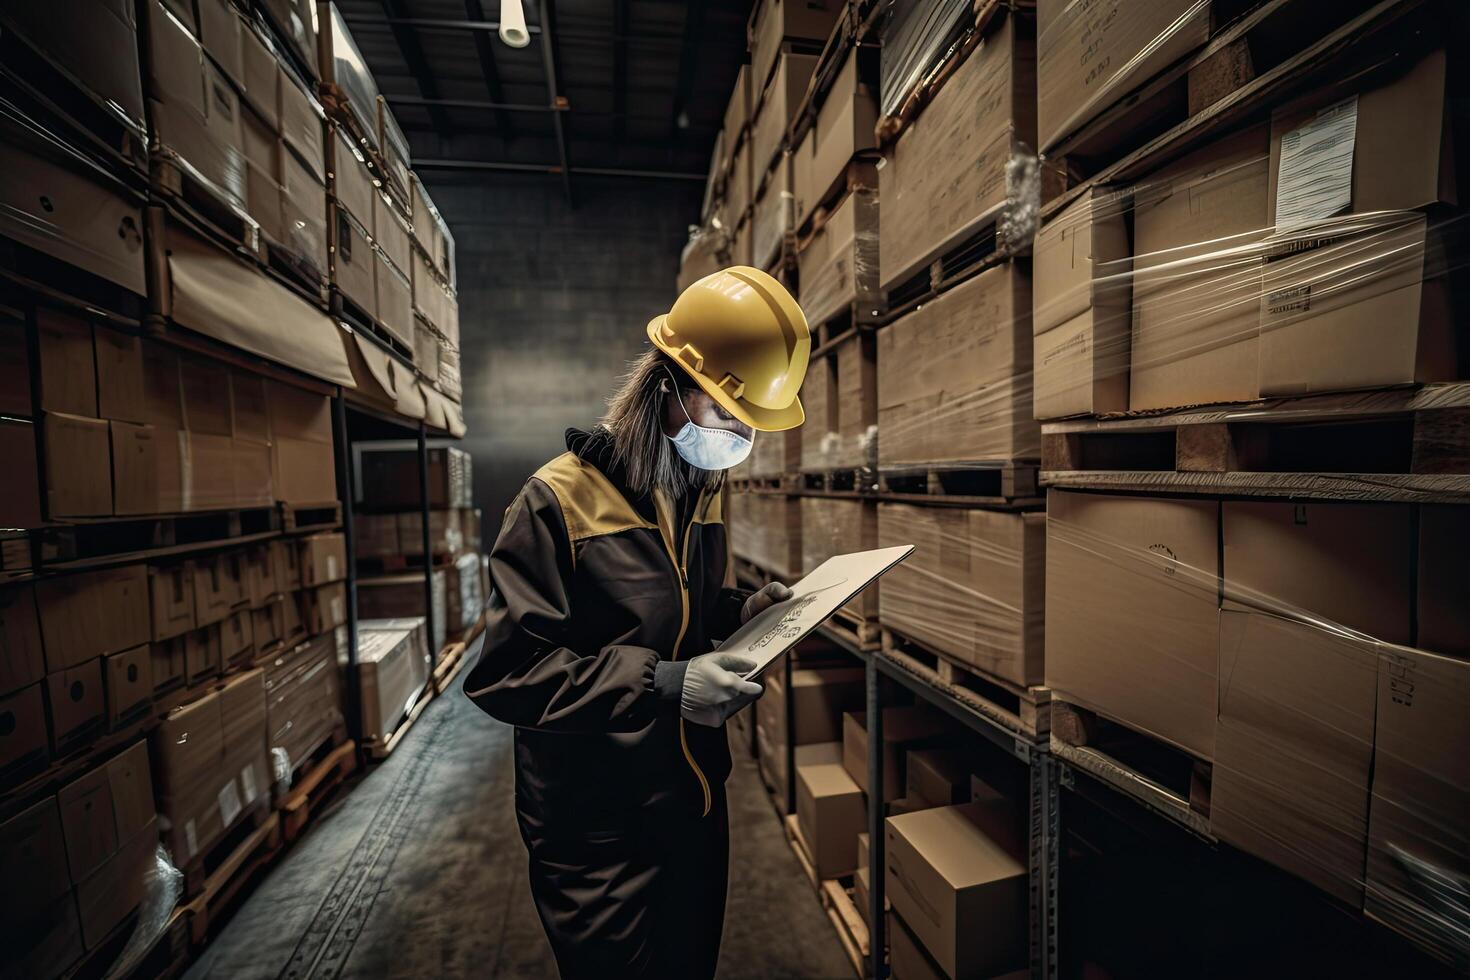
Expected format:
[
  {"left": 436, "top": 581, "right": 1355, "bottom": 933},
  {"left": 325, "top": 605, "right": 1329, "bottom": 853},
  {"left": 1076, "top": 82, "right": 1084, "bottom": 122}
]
[{"left": 722, "top": 545, "right": 915, "bottom": 680}]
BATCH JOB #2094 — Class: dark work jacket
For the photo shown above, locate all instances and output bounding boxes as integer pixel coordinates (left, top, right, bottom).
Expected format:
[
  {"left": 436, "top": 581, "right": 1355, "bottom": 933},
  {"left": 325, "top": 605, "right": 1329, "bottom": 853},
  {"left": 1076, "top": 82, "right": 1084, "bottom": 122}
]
[{"left": 464, "top": 427, "right": 748, "bottom": 820}]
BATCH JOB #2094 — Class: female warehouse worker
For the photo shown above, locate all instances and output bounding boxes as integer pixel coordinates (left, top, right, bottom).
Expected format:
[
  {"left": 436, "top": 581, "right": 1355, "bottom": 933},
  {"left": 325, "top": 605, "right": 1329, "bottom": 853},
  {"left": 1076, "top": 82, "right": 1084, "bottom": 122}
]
[{"left": 464, "top": 266, "right": 810, "bottom": 979}]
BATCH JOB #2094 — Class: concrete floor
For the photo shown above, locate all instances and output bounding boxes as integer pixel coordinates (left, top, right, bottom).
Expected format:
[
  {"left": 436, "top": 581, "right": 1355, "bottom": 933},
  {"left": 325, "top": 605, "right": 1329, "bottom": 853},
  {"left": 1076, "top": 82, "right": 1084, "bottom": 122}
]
[{"left": 185, "top": 665, "right": 852, "bottom": 980}]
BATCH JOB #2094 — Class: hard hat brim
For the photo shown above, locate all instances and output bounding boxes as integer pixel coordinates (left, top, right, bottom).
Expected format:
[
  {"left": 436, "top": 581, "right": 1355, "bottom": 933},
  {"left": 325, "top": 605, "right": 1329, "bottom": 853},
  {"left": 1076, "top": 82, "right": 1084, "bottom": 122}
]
[{"left": 647, "top": 316, "right": 805, "bottom": 432}]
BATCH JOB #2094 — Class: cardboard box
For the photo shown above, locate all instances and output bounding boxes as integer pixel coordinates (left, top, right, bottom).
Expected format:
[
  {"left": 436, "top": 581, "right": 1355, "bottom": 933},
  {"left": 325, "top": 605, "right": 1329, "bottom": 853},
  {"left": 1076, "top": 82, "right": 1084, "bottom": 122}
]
[
  {"left": 356, "top": 622, "right": 431, "bottom": 740},
  {"left": 796, "top": 190, "right": 880, "bottom": 344},
  {"left": 372, "top": 191, "right": 411, "bottom": 277},
  {"left": 758, "top": 665, "right": 865, "bottom": 748},
  {"left": 58, "top": 763, "right": 118, "bottom": 883},
  {"left": 263, "top": 632, "right": 343, "bottom": 772},
  {"left": 37, "top": 565, "right": 151, "bottom": 670},
  {"left": 244, "top": 544, "right": 279, "bottom": 605},
  {"left": 374, "top": 251, "right": 414, "bottom": 347},
  {"left": 1364, "top": 646, "right": 1470, "bottom": 949},
  {"left": 906, "top": 748, "right": 971, "bottom": 810},
  {"left": 752, "top": 152, "right": 794, "bottom": 270},
  {"left": 0, "top": 682, "right": 49, "bottom": 775},
  {"left": 221, "top": 608, "right": 254, "bottom": 666},
  {"left": 398, "top": 510, "right": 463, "bottom": 558},
  {"left": 885, "top": 803, "right": 1027, "bottom": 978},
  {"left": 796, "top": 762, "right": 867, "bottom": 879},
  {"left": 446, "top": 552, "right": 484, "bottom": 632},
  {"left": 46, "top": 659, "right": 105, "bottom": 753},
  {"left": 111, "top": 421, "right": 163, "bottom": 516},
  {"left": 302, "top": 581, "right": 348, "bottom": 635},
  {"left": 1036, "top": 0, "right": 1211, "bottom": 153},
  {"left": 359, "top": 573, "right": 446, "bottom": 650},
  {"left": 94, "top": 328, "right": 148, "bottom": 424},
  {"left": 750, "top": 53, "right": 818, "bottom": 181},
  {"left": 0, "top": 797, "right": 72, "bottom": 924},
  {"left": 879, "top": 261, "right": 1036, "bottom": 464},
  {"left": 355, "top": 513, "right": 400, "bottom": 560},
  {"left": 801, "top": 498, "right": 877, "bottom": 620},
  {"left": 268, "top": 382, "right": 336, "bottom": 505},
  {"left": 242, "top": 105, "right": 284, "bottom": 243},
  {"left": 251, "top": 596, "right": 286, "bottom": 652},
  {"left": 1032, "top": 188, "right": 1132, "bottom": 418},
  {"left": 103, "top": 646, "right": 152, "bottom": 728},
  {"left": 728, "top": 492, "right": 802, "bottom": 580},
  {"left": 1418, "top": 505, "right": 1470, "bottom": 657},
  {"left": 888, "top": 910, "right": 947, "bottom": 980},
  {"left": 273, "top": 537, "right": 303, "bottom": 591},
  {"left": 197, "top": 0, "right": 243, "bottom": 89},
  {"left": 140, "top": 341, "right": 184, "bottom": 429},
  {"left": 278, "top": 65, "right": 325, "bottom": 181},
  {"left": 878, "top": 505, "right": 1046, "bottom": 688},
  {"left": 149, "top": 563, "right": 196, "bottom": 642},
  {"left": 43, "top": 412, "right": 112, "bottom": 517},
  {"left": 880, "top": 10, "right": 1035, "bottom": 293},
  {"left": 75, "top": 816, "right": 156, "bottom": 949},
  {"left": 192, "top": 553, "right": 241, "bottom": 627},
  {"left": 330, "top": 203, "right": 377, "bottom": 319},
  {"left": 842, "top": 708, "right": 948, "bottom": 803},
  {"left": 37, "top": 309, "right": 97, "bottom": 416},
  {"left": 298, "top": 533, "right": 347, "bottom": 587},
  {"left": 721, "top": 65, "right": 751, "bottom": 173},
  {"left": 3, "top": 0, "right": 145, "bottom": 132},
  {"left": 185, "top": 624, "right": 222, "bottom": 684},
  {"left": 330, "top": 127, "right": 376, "bottom": 226},
  {"left": 0, "top": 315, "right": 30, "bottom": 416},
  {"left": 0, "top": 418, "right": 43, "bottom": 529},
  {"left": 791, "top": 50, "right": 877, "bottom": 229},
  {"left": 149, "top": 637, "right": 185, "bottom": 694},
  {"left": 240, "top": 18, "right": 279, "bottom": 129},
  {"left": 757, "top": 731, "right": 842, "bottom": 800},
  {"left": 1044, "top": 490, "right": 1219, "bottom": 760},
  {"left": 1130, "top": 125, "right": 1268, "bottom": 410},
  {"left": 748, "top": 0, "right": 839, "bottom": 100},
  {"left": 0, "top": 585, "right": 46, "bottom": 697},
  {"left": 280, "top": 145, "right": 328, "bottom": 273}
]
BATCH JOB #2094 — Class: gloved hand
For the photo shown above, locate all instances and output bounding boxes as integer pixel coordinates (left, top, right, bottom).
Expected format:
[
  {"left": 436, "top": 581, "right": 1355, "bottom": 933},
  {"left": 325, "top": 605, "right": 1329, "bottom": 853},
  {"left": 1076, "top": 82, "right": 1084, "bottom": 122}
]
[
  {"left": 741, "top": 582, "right": 793, "bottom": 624},
  {"left": 679, "top": 652, "right": 764, "bottom": 727}
]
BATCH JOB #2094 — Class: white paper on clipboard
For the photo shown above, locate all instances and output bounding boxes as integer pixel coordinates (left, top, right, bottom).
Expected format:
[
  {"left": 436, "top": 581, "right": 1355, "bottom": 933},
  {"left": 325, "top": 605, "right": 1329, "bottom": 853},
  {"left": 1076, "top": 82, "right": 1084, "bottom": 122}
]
[{"left": 723, "top": 545, "right": 915, "bottom": 680}]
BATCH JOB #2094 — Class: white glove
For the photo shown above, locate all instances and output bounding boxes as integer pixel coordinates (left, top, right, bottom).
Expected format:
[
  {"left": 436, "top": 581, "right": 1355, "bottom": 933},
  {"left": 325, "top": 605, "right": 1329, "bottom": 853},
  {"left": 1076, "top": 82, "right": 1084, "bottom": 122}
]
[
  {"left": 741, "top": 582, "right": 793, "bottom": 624},
  {"left": 680, "top": 652, "right": 764, "bottom": 727}
]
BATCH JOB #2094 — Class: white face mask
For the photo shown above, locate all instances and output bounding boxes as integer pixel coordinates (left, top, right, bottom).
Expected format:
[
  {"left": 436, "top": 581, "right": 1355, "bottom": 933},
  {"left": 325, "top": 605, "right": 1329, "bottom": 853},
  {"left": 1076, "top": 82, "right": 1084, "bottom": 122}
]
[{"left": 665, "top": 373, "right": 754, "bottom": 471}]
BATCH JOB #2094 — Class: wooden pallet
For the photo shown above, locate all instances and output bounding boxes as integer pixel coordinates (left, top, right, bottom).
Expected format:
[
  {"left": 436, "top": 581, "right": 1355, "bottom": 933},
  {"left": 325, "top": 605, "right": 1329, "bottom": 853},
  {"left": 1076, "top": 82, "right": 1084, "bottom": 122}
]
[
  {"left": 0, "top": 717, "right": 155, "bottom": 810},
  {"left": 363, "top": 681, "right": 435, "bottom": 761},
  {"left": 0, "top": 530, "right": 33, "bottom": 584},
  {"left": 881, "top": 628, "right": 1050, "bottom": 739},
  {"left": 876, "top": 461, "right": 1043, "bottom": 509},
  {"left": 182, "top": 809, "right": 283, "bottom": 945},
  {"left": 261, "top": 232, "right": 330, "bottom": 309},
  {"left": 800, "top": 468, "right": 878, "bottom": 494},
  {"left": 820, "top": 879, "right": 871, "bottom": 978},
  {"left": 879, "top": 194, "right": 1032, "bottom": 317},
  {"left": 1049, "top": 700, "right": 1214, "bottom": 839},
  {"left": 330, "top": 286, "right": 416, "bottom": 364},
  {"left": 279, "top": 500, "right": 342, "bottom": 535},
  {"left": 1040, "top": 383, "right": 1470, "bottom": 503},
  {"left": 38, "top": 507, "right": 281, "bottom": 569},
  {"left": 784, "top": 814, "right": 822, "bottom": 892},
  {"left": 823, "top": 608, "right": 881, "bottom": 652},
  {"left": 729, "top": 474, "right": 803, "bottom": 493},
  {"left": 1041, "top": 0, "right": 1436, "bottom": 216},
  {"left": 151, "top": 150, "right": 261, "bottom": 261},
  {"left": 279, "top": 730, "right": 357, "bottom": 844},
  {"left": 432, "top": 641, "right": 470, "bottom": 694}
]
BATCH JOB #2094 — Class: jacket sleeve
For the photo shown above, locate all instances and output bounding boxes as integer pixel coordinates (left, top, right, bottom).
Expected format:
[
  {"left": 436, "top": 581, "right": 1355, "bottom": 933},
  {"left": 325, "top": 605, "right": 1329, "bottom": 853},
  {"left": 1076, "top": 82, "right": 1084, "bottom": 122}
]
[
  {"left": 709, "top": 586, "right": 753, "bottom": 642},
  {"left": 464, "top": 478, "right": 660, "bottom": 732}
]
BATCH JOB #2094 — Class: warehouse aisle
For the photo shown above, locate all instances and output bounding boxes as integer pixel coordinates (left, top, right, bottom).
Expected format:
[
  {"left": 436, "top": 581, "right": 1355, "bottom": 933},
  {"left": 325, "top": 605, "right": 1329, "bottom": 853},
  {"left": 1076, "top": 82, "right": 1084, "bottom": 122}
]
[{"left": 184, "top": 658, "right": 851, "bottom": 980}]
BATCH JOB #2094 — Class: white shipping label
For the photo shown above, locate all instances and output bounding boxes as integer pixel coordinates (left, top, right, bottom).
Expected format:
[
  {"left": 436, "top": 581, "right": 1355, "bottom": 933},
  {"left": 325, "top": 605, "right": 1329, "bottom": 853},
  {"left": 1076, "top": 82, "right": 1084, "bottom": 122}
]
[
  {"left": 1274, "top": 96, "right": 1358, "bottom": 230},
  {"left": 218, "top": 780, "right": 243, "bottom": 828},
  {"left": 327, "top": 555, "right": 339, "bottom": 581},
  {"left": 331, "top": 597, "right": 344, "bottom": 623},
  {"left": 241, "top": 763, "right": 259, "bottom": 805},
  {"left": 185, "top": 819, "right": 199, "bottom": 859}
]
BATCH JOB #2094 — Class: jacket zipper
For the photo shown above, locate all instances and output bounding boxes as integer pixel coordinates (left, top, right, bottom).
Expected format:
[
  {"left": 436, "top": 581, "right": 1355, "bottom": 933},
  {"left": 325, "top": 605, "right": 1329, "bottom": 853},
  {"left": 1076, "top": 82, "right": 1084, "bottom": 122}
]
[{"left": 656, "top": 488, "right": 712, "bottom": 817}]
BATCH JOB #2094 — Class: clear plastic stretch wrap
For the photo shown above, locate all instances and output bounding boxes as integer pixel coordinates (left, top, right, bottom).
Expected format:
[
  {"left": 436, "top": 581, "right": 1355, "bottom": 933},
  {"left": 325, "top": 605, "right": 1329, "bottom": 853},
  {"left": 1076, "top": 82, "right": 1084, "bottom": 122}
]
[
  {"left": 746, "top": 427, "right": 800, "bottom": 480},
  {"left": 752, "top": 161, "right": 796, "bottom": 271},
  {"left": 262, "top": 633, "right": 344, "bottom": 782},
  {"left": 878, "top": 4, "right": 1038, "bottom": 291},
  {"left": 1031, "top": 43, "right": 1465, "bottom": 419},
  {"left": 877, "top": 502, "right": 1044, "bottom": 688},
  {"left": 800, "top": 331, "right": 877, "bottom": 476},
  {"left": 800, "top": 497, "right": 878, "bottom": 619},
  {"left": 728, "top": 492, "right": 802, "bottom": 580},
  {"left": 676, "top": 222, "right": 729, "bottom": 292},
  {"left": 103, "top": 845, "right": 185, "bottom": 980},
  {"left": 796, "top": 189, "right": 880, "bottom": 328},
  {"left": 877, "top": 0, "right": 978, "bottom": 124},
  {"left": 1046, "top": 490, "right": 1470, "bottom": 964},
  {"left": 878, "top": 260, "right": 1038, "bottom": 466},
  {"left": 323, "top": 2, "right": 382, "bottom": 142}
]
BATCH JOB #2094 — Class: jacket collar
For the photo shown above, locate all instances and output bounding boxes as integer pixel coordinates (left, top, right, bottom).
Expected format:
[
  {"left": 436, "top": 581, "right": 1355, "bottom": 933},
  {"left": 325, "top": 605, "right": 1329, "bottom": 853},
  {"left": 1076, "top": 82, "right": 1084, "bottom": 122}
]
[{"left": 565, "top": 426, "right": 657, "bottom": 522}]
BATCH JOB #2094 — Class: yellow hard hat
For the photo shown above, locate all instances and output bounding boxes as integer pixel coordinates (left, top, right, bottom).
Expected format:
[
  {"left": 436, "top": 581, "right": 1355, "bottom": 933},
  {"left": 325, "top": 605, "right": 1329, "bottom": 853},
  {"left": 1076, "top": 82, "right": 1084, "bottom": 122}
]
[{"left": 647, "top": 266, "right": 809, "bottom": 432}]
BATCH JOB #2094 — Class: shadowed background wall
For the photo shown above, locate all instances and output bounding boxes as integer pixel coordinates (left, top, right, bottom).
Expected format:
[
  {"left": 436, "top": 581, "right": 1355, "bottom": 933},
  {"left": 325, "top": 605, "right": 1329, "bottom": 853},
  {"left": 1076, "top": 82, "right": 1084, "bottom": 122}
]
[{"left": 425, "top": 173, "right": 703, "bottom": 548}]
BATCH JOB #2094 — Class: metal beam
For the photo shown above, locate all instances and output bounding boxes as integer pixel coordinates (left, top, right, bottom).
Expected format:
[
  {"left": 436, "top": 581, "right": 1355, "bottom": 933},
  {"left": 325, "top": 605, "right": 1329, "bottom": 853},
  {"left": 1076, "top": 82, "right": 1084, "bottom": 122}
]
[
  {"left": 388, "top": 94, "right": 563, "bottom": 112},
  {"left": 670, "top": 0, "right": 707, "bottom": 141},
  {"left": 537, "top": 0, "right": 573, "bottom": 204},
  {"left": 346, "top": 14, "right": 684, "bottom": 46},
  {"left": 464, "top": 0, "right": 515, "bottom": 141},
  {"left": 613, "top": 0, "right": 628, "bottom": 143},
  {"left": 414, "top": 158, "right": 706, "bottom": 181},
  {"left": 379, "top": 0, "right": 452, "bottom": 137}
]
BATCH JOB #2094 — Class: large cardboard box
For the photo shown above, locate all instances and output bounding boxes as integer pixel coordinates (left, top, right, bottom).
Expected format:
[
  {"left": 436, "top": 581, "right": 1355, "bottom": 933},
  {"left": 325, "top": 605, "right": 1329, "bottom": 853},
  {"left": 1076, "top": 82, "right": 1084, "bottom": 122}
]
[
  {"left": 880, "top": 10, "right": 1035, "bottom": 293},
  {"left": 0, "top": 682, "right": 49, "bottom": 774},
  {"left": 879, "top": 262, "right": 1037, "bottom": 464},
  {"left": 298, "top": 533, "right": 347, "bottom": 587},
  {"left": 0, "top": 419, "right": 43, "bottom": 529},
  {"left": 758, "top": 665, "right": 865, "bottom": 749},
  {"left": 842, "top": 707, "right": 947, "bottom": 803},
  {"left": 37, "top": 309, "right": 97, "bottom": 416},
  {"left": 75, "top": 815, "right": 157, "bottom": 949},
  {"left": 752, "top": 153, "right": 794, "bottom": 271},
  {"left": 1036, "top": 0, "right": 1211, "bottom": 153},
  {"left": 94, "top": 327, "right": 148, "bottom": 424},
  {"left": 800, "top": 330, "right": 876, "bottom": 472},
  {"left": 279, "top": 65, "right": 325, "bottom": 181},
  {"left": 796, "top": 762, "right": 866, "bottom": 879},
  {"left": 889, "top": 910, "right": 947, "bottom": 980},
  {"left": 728, "top": 492, "right": 802, "bottom": 580},
  {"left": 242, "top": 106, "right": 284, "bottom": 243},
  {"left": 885, "top": 803, "right": 1027, "bottom": 978},
  {"left": 1130, "top": 125, "right": 1269, "bottom": 410},
  {"left": 721, "top": 65, "right": 751, "bottom": 175},
  {"left": 906, "top": 747, "right": 972, "bottom": 810},
  {"left": 1260, "top": 48, "right": 1458, "bottom": 396},
  {"left": 46, "top": 658, "right": 105, "bottom": 753},
  {"left": 330, "top": 126, "right": 375, "bottom": 226},
  {"left": 359, "top": 572, "right": 446, "bottom": 650},
  {"left": 240, "top": 17, "right": 279, "bottom": 128},
  {"left": 375, "top": 251, "right": 414, "bottom": 348},
  {"left": 302, "top": 581, "right": 348, "bottom": 635},
  {"left": 1365, "top": 646, "right": 1470, "bottom": 951},
  {"left": 56, "top": 740, "right": 154, "bottom": 888},
  {"left": 103, "top": 646, "right": 153, "bottom": 728},
  {"left": 263, "top": 632, "right": 343, "bottom": 773},
  {"left": 0, "top": 585, "right": 46, "bottom": 697},
  {"left": 1032, "top": 188, "right": 1132, "bottom": 418},
  {"left": 37, "top": 565, "right": 151, "bottom": 670},
  {"left": 149, "top": 563, "right": 196, "bottom": 642},
  {"left": 748, "top": 0, "right": 839, "bottom": 103},
  {"left": 330, "top": 202, "right": 376, "bottom": 316},
  {"left": 280, "top": 144, "right": 328, "bottom": 273},
  {"left": 878, "top": 505, "right": 1045, "bottom": 688},
  {"left": 1045, "top": 490, "right": 1219, "bottom": 760},
  {"left": 750, "top": 54, "right": 818, "bottom": 182},
  {"left": 801, "top": 498, "right": 877, "bottom": 620},
  {"left": 1418, "top": 506, "right": 1470, "bottom": 657},
  {"left": 268, "top": 381, "right": 336, "bottom": 504},
  {"left": 3, "top": 0, "right": 146, "bottom": 133},
  {"left": 43, "top": 412, "right": 112, "bottom": 518},
  {"left": 797, "top": 189, "right": 879, "bottom": 330},
  {"left": 791, "top": 51, "right": 877, "bottom": 229},
  {"left": 0, "top": 796, "right": 77, "bottom": 972},
  {"left": 356, "top": 621, "right": 431, "bottom": 741}
]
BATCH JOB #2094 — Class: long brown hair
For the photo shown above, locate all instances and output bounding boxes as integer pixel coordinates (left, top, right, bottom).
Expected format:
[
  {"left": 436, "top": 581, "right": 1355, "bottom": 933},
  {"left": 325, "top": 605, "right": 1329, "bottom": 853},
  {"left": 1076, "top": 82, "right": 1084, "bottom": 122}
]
[{"left": 600, "top": 346, "right": 723, "bottom": 499}]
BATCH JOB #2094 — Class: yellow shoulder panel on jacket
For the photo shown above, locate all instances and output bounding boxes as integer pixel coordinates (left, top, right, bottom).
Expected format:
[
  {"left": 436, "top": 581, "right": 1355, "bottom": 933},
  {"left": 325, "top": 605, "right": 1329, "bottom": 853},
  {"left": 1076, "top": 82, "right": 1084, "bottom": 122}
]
[
  {"left": 697, "top": 483, "right": 724, "bottom": 525},
  {"left": 532, "top": 452, "right": 657, "bottom": 543}
]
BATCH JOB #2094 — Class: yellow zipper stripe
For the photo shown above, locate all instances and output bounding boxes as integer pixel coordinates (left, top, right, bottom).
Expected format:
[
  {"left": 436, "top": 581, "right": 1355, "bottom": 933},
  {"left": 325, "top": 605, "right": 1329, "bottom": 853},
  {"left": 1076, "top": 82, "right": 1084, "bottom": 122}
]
[{"left": 656, "top": 489, "right": 713, "bottom": 817}]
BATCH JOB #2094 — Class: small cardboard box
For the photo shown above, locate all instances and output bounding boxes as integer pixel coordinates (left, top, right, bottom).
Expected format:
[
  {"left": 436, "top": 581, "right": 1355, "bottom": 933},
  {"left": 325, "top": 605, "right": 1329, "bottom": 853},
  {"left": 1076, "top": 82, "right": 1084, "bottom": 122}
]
[
  {"left": 0, "top": 796, "right": 72, "bottom": 920},
  {"left": 192, "top": 553, "right": 238, "bottom": 627},
  {"left": 149, "top": 638, "right": 186, "bottom": 694},
  {"left": 302, "top": 581, "right": 348, "bottom": 636},
  {"left": 842, "top": 707, "right": 947, "bottom": 803},
  {"left": 750, "top": 53, "right": 818, "bottom": 180},
  {"left": 906, "top": 748, "right": 971, "bottom": 810},
  {"left": 185, "top": 624, "right": 222, "bottom": 685},
  {"left": 149, "top": 563, "right": 197, "bottom": 642},
  {"left": 244, "top": 544, "right": 279, "bottom": 606},
  {"left": 272, "top": 537, "right": 303, "bottom": 592},
  {"left": 747, "top": 0, "right": 839, "bottom": 108},
  {"left": 1045, "top": 490, "right": 1220, "bottom": 760},
  {"left": 222, "top": 608, "right": 254, "bottom": 665},
  {"left": 44, "top": 412, "right": 112, "bottom": 518},
  {"left": 37, "top": 565, "right": 151, "bottom": 671},
  {"left": 0, "top": 682, "right": 48, "bottom": 774},
  {"left": 758, "top": 666, "right": 865, "bottom": 749},
  {"left": 94, "top": 327, "right": 149, "bottom": 424},
  {"left": 0, "top": 585, "right": 46, "bottom": 697},
  {"left": 1031, "top": 188, "right": 1132, "bottom": 419},
  {"left": 103, "top": 646, "right": 152, "bottom": 729},
  {"left": 790, "top": 49, "right": 876, "bottom": 229},
  {"left": 57, "top": 764, "right": 118, "bottom": 883},
  {"left": 37, "top": 308, "right": 97, "bottom": 416},
  {"left": 46, "top": 659, "right": 105, "bottom": 753},
  {"left": 796, "top": 762, "right": 866, "bottom": 879},
  {"left": 75, "top": 816, "right": 157, "bottom": 949},
  {"left": 0, "top": 419, "right": 43, "bottom": 529},
  {"left": 884, "top": 803, "right": 1027, "bottom": 979}
]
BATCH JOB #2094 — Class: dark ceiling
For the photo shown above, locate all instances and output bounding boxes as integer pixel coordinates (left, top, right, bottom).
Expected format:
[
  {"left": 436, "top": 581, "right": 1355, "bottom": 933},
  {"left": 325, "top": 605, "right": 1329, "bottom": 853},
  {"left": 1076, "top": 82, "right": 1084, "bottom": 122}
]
[{"left": 335, "top": 0, "right": 753, "bottom": 195}]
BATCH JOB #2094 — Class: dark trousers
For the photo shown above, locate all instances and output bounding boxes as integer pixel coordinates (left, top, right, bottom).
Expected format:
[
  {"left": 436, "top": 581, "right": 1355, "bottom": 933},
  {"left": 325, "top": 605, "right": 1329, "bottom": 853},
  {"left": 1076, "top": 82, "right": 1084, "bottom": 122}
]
[{"left": 519, "top": 787, "right": 730, "bottom": 979}]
